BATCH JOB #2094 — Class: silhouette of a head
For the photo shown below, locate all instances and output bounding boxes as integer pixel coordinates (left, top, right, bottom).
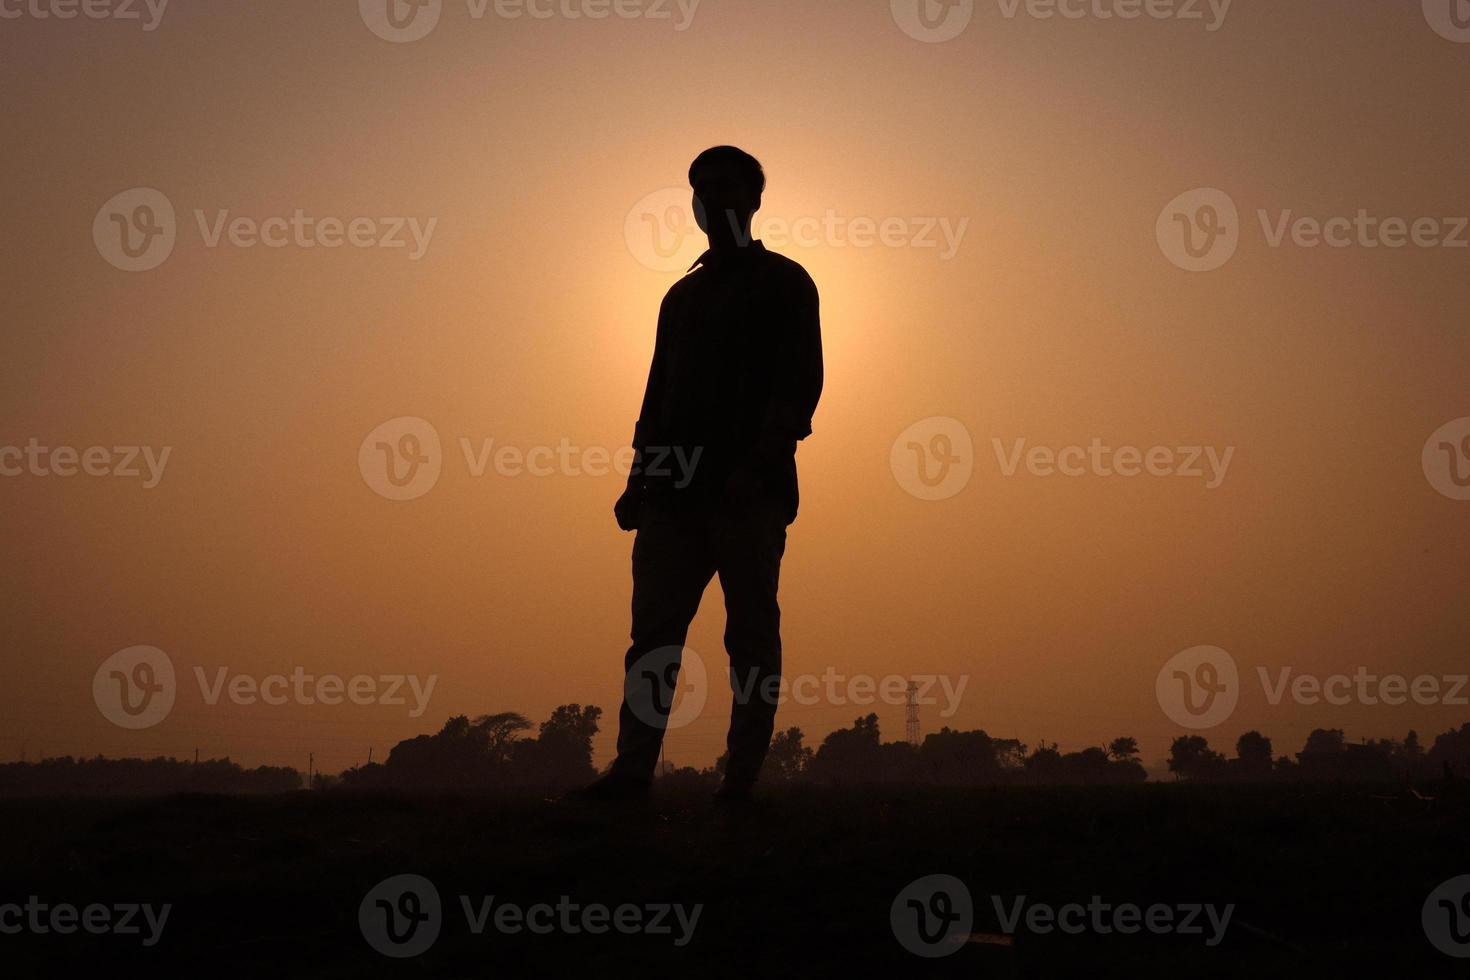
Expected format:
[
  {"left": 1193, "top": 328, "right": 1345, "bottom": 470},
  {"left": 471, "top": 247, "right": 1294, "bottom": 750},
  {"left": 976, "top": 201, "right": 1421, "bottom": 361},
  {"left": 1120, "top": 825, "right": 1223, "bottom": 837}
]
[{"left": 689, "top": 146, "right": 764, "bottom": 246}]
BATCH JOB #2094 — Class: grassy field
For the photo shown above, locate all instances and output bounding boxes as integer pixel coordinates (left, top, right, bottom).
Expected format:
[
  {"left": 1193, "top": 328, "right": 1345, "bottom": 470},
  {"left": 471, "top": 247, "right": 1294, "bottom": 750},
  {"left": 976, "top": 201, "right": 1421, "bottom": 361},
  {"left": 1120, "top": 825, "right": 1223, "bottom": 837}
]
[{"left": 0, "top": 783, "right": 1464, "bottom": 978}]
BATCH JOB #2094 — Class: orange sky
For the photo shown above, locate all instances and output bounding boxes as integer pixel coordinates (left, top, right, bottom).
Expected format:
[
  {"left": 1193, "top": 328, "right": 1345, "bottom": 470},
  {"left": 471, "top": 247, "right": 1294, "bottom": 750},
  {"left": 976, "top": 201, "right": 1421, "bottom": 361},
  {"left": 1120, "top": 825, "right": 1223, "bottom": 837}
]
[{"left": 2, "top": 0, "right": 1468, "bottom": 774}]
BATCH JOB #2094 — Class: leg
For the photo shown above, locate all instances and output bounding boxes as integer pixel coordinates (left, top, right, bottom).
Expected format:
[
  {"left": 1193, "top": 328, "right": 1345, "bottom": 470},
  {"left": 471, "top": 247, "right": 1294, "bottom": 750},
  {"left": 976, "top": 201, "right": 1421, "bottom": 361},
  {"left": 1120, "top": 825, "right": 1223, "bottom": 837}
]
[
  {"left": 611, "top": 503, "right": 716, "bottom": 781},
  {"left": 714, "top": 500, "right": 788, "bottom": 789}
]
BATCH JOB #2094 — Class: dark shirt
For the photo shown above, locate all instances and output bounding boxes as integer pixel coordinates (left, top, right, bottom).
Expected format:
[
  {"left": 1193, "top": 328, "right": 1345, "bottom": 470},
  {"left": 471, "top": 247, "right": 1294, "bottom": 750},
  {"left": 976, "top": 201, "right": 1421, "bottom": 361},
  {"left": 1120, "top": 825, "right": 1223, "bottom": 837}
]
[{"left": 629, "top": 240, "right": 823, "bottom": 523}]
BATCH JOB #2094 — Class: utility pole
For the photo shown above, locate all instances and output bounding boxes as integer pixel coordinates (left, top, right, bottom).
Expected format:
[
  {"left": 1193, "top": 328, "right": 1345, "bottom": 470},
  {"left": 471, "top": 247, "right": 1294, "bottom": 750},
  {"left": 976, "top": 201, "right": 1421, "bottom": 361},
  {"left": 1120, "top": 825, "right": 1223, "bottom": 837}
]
[
  {"left": 367, "top": 746, "right": 374, "bottom": 765},
  {"left": 308, "top": 752, "right": 314, "bottom": 789}
]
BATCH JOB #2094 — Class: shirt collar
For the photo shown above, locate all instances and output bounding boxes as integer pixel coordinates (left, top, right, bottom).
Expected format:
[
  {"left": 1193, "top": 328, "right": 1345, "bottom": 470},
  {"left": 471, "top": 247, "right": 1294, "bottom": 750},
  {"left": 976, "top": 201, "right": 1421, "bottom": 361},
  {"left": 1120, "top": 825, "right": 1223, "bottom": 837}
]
[{"left": 687, "top": 239, "right": 766, "bottom": 273}]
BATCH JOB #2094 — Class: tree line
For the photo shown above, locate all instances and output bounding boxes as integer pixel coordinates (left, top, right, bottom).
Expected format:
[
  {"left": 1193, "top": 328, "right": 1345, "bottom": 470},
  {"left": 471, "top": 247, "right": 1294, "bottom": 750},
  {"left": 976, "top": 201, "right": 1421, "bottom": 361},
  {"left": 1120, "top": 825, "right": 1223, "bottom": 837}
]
[
  {"left": 1166, "top": 725, "right": 1470, "bottom": 783},
  {"left": 0, "top": 755, "right": 301, "bottom": 797},
  {"left": 6, "top": 711, "right": 1469, "bottom": 795}
]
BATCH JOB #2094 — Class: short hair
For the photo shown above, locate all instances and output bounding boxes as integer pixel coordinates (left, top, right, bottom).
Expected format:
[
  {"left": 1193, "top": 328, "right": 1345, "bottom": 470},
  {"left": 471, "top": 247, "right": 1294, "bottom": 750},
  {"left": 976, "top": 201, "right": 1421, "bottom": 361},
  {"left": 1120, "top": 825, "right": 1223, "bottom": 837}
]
[{"left": 688, "top": 146, "right": 765, "bottom": 196}]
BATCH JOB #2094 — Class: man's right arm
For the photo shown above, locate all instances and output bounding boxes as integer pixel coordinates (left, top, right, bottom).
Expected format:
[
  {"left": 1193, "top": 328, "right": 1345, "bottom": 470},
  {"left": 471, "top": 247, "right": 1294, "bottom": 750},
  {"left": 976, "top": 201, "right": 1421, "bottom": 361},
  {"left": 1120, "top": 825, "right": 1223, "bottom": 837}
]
[{"left": 615, "top": 292, "right": 673, "bottom": 530}]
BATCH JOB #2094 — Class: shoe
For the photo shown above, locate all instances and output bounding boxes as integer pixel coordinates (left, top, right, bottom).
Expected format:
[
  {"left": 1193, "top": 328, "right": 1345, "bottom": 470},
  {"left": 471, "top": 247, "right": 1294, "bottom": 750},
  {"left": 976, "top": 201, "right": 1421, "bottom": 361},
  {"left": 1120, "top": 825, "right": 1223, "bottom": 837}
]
[{"left": 564, "top": 770, "right": 651, "bottom": 804}]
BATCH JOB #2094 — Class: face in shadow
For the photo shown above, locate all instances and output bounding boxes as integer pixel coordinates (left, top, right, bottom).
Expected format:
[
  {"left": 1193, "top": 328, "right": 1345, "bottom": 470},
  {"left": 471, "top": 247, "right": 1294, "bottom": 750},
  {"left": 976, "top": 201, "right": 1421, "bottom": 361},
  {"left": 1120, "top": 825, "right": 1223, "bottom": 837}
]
[{"left": 691, "top": 161, "right": 761, "bottom": 249}]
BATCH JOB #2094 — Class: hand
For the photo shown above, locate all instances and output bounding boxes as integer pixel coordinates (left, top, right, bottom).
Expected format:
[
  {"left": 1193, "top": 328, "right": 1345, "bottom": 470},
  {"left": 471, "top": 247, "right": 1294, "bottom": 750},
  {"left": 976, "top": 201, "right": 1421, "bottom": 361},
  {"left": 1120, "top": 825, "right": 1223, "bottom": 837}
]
[{"left": 614, "top": 485, "right": 643, "bottom": 532}]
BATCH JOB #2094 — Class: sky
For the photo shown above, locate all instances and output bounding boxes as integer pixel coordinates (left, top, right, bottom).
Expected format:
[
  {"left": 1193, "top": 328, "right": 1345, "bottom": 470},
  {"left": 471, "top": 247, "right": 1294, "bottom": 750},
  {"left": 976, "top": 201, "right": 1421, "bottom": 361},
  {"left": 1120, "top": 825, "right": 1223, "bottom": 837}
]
[{"left": 2, "top": 0, "right": 1468, "bottom": 774}]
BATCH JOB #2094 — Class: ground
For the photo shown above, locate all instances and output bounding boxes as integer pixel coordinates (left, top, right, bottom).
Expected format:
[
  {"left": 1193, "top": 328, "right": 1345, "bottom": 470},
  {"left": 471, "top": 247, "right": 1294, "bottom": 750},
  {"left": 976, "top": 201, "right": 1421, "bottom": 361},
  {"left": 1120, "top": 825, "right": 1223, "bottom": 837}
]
[{"left": 0, "top": 783, "right": 1463, "bottom": 978}]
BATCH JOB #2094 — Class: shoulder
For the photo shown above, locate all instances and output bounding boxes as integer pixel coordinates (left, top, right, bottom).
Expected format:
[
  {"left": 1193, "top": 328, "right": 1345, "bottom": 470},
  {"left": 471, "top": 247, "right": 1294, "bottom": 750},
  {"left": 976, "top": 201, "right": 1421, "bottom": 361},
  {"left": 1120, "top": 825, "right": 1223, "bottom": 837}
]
[
  {"left": 758, "top": 248, "right": 818, "bottom": 298},
  {"left": 660, "top": 269, "right": 702, "bottom": 308}
]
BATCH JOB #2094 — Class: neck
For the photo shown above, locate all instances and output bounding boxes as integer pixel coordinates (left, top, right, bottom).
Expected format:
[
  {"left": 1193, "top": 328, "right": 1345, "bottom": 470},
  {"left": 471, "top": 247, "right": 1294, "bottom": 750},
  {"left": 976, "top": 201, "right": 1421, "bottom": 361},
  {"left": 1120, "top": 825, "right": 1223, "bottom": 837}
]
[{"left": 707, "top": 211, "right": 754, "bottom": 252}]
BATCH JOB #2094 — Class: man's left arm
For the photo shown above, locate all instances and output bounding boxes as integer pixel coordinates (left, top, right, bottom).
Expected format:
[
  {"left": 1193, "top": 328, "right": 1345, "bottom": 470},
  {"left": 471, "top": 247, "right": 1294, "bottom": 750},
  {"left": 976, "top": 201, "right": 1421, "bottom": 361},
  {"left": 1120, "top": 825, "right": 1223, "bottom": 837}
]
[{"left": 748, "top": 267, "right": 824, "bottom": 468}]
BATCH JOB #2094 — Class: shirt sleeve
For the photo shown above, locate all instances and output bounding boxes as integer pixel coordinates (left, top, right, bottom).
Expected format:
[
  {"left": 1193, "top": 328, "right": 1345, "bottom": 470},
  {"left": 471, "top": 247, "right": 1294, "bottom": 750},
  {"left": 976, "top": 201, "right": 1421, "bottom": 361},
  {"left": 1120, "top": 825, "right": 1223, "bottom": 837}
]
[
  {"left": 741, "top": 265, "right": 822, "bottom": 473},
  {"left": 764, "top": 266, "right": 824, "bottom": 444},
  {"left": 629, "top": 290, "right": 674, "bottom": 485}
]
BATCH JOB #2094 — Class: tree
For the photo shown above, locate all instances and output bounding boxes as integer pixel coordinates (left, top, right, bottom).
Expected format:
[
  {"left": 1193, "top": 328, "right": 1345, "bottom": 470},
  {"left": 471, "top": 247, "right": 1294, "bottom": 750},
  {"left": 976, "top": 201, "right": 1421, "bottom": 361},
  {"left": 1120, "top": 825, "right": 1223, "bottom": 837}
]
[
  {"left": 1297, "top": 728, "right": 1349, "bottom": 780},
  {"left": 1108, "top": 737, "right": 1140, "bottom": 762},
  {"left": 1301, "top": 728, "right": 1346, "bottom": 757},
  {"left": 1168, "top": 735, "right": 1228, "bottom": 781},
  {"left": 1429, "top": 723, "right": 1470, "bottom": 775},
  {"left": 1234, "top": 731, "right": 1274, "bottom": 779},
  {"left": 1023, "top": 742, "right": 1063, "bottom": 782},
  {"left": 765, "top": 727, "right": 813, "bottom": 783},
  {"left": 471, "top": 712, "right": 532, "bottom": 765},
  {"left": 509, "top": 704, "right": 602, "bottom": 789},
  {"left": 1404, "top": 730, "right": 1423, "bottom": 760},
  {"left": 918, "top": 727, "right": 1010, "bottom": 784},
  {"left": 810, "top": 714, "right": 882, "bottom": 784}
]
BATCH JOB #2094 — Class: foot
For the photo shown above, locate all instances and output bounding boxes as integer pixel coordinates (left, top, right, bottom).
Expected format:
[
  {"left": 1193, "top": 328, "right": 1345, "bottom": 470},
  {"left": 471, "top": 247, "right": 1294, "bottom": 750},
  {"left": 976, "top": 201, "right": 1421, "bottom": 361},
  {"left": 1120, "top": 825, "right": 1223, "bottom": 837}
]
[{"left": 564, "top": 770, "right": 651, "bottom": 804}]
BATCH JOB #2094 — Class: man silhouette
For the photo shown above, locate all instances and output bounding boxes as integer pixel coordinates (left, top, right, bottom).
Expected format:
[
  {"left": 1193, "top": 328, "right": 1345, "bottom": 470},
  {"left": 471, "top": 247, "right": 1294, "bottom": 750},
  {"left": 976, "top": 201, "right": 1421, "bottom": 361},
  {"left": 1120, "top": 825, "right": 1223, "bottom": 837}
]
[{"left": 577, "top": 146, "right": 823, "bottom": 804}]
